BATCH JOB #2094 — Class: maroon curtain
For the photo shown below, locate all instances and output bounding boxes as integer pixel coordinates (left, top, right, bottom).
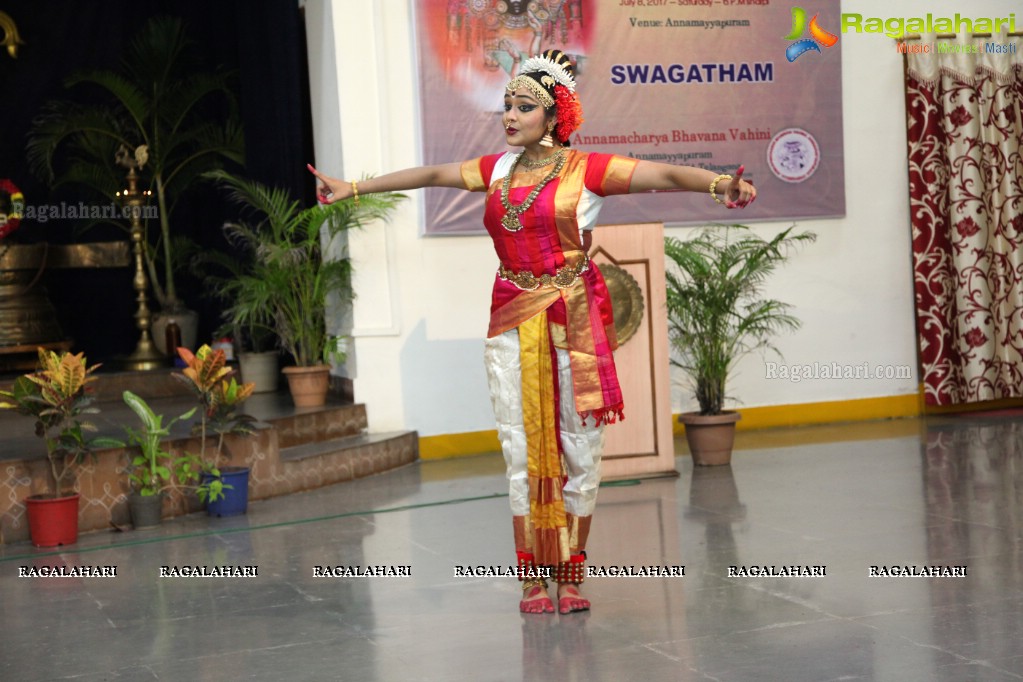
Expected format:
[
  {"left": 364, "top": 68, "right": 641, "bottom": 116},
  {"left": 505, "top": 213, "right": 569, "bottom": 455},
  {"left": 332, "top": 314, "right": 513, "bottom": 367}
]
[{"left": 906, "top": 54, "right": 1023, "bottom": 406}]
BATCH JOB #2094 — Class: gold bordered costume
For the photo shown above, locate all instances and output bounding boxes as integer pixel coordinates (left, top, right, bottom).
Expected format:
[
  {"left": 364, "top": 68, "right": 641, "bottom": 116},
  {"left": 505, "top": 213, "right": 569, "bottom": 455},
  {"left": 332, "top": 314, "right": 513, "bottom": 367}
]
[{"left": 463, "top": 144, "right": 637, "bottom": 576}]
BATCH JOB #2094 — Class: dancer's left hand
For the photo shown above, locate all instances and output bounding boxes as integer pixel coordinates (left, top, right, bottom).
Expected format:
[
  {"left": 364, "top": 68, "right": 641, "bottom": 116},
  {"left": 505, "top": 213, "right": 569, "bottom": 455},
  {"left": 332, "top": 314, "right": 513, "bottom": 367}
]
[{"left": 725, "top": 165, "right": 757, "bottom": 208}]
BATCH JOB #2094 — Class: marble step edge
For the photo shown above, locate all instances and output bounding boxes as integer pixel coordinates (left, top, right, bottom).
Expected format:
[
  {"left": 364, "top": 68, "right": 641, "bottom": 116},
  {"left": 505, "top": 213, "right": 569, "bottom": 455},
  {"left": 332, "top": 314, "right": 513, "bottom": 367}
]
[{"left": 278, "top": 430, "right": 418, "bottom": 464}]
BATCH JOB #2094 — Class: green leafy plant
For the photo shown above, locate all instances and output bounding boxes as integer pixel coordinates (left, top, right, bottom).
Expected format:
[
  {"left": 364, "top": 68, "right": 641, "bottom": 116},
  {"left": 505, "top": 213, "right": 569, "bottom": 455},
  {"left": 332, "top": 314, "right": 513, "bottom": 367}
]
[
  {"left": 26, "top": 16, "right": 244, "bottom": 313},
  {"left": 203, "top": 171, "right": 406, "bottom": 367},
  {"left": 121, "top": 390, "right": 196, "bottom": 496},
  {"left": 0, "top": 349, "right": 121, "bottom": 496},
  {"left": 172, "top": 344, "right": 256, "bottom": 502},
  {"left": 665, "top": 225, "right": 816, "bottom": 415}
]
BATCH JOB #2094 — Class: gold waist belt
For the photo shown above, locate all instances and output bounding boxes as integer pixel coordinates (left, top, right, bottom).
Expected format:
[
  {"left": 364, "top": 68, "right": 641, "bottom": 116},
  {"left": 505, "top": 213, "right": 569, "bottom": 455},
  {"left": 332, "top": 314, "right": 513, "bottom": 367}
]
[{"left": 499, "top": 257, "right": 589, "bottom": 291}]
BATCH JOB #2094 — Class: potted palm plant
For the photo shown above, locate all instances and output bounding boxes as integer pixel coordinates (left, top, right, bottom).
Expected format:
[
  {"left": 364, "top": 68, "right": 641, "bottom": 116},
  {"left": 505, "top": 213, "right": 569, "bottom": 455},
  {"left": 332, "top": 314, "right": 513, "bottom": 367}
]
[
  {"left": 27, "top": 16, "right": 244, "bottom": 349},
  {"left": 120, "top": 390, "right": 196, "bottom": 528},
  {"left": 205, "top": 171, "right": 405, "bottom": 407},
  {"left": 173, "top": 344, "right": 256, "bottom": 516},
  {"left": 0, "top": 349, "right": 121, "bottom": 546},
  {"left": 665, "top": 225, "right": 815, "bottom": 466}
]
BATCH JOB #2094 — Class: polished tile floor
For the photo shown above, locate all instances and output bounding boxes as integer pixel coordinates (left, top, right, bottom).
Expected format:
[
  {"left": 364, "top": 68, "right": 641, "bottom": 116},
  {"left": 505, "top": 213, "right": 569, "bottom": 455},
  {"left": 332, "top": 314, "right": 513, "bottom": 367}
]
[{"left": 2, "top": 415, "right": 1023, "bottom": 681}]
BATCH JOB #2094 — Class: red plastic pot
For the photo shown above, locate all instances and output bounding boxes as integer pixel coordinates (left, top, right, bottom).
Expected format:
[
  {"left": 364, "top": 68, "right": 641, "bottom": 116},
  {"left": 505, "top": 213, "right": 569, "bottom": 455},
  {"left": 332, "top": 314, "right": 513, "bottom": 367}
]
[{"left": 25, "top": 493, "right": 80, "bottom": 547}]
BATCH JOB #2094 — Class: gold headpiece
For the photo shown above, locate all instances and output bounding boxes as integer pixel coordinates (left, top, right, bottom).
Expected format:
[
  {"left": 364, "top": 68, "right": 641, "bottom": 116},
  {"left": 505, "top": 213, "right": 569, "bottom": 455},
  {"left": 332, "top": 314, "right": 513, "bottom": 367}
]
[
  {"left": 505, "top": 75, "right": 555, "bottom": 107},
  {"left": 505, "top": 49, "right": 577, "bottom": 109}
]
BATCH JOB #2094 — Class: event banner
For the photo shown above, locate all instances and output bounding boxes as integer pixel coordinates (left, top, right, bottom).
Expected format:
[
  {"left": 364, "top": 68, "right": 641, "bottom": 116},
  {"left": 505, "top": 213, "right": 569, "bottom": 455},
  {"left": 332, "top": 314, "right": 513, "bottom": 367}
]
[{"left": 415, "top": 0, "right": 844, "bottom": 235}]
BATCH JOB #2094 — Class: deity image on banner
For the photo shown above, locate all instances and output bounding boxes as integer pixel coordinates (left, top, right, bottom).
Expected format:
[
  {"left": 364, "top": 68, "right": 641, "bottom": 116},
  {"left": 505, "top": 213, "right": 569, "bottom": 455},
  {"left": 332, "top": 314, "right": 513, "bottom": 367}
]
[{"left": 425, "top": 0, "right": 594, "bottom": 110}]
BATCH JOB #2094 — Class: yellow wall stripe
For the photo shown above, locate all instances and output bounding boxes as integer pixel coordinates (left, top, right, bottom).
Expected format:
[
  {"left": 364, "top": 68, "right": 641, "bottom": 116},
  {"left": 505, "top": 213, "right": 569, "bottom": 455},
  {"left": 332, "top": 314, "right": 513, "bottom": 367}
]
[
  {"left": 677, "top": 393, "right": 923, "bottom": 435},
  {"left": 420, "top": 393, "right": 925, "bottom": 459},
  {"left": 419, "top": 430, "right": 501, "bottom": 460}
]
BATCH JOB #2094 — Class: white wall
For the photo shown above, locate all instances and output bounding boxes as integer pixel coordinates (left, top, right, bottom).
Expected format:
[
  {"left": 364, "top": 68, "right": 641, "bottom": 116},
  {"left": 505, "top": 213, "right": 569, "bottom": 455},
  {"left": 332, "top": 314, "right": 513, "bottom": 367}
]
[{"left": 303, "top": 0, "right": 1010, "bottom": 436}]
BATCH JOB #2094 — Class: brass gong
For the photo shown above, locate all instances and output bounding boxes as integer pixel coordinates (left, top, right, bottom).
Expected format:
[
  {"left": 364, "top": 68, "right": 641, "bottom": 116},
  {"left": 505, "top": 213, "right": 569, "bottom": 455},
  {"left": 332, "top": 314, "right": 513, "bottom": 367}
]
[{"left": 598, "top": 263, "right": 644, "bottom": 345}]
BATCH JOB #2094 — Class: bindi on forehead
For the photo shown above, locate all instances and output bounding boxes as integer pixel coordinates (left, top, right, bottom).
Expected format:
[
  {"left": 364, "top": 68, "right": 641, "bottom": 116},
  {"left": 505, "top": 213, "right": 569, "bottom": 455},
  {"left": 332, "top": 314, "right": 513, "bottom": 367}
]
[{"left": 505, "top": 89, "right": 540, "bottom": 104}]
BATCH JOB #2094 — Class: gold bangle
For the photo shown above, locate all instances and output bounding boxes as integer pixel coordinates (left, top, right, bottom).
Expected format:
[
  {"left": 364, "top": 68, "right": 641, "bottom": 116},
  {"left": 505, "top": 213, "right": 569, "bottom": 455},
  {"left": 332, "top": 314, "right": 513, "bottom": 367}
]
[
  {"left": 350, "top": 180, "right": 360, "bottom": 207},
  {"left": 709, "top": 174, "right": 732, "bottom": 205}
]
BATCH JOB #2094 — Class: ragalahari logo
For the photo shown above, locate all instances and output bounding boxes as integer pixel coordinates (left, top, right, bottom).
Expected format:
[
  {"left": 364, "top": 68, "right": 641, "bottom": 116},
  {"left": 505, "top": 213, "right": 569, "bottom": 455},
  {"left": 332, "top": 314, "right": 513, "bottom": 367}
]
[{"left": 784, "top": 7, "right": 839, "bottom": 62}]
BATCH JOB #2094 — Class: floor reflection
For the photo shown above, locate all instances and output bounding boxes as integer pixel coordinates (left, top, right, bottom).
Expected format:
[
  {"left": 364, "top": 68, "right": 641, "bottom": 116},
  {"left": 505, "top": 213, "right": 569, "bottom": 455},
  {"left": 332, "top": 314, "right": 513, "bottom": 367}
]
[
  {"left": 921, "top": 417, "right": 1023, "bottom": 675},
  {"left": 521, "top": 614, "right": 596, "bottom": 682},
  {"left": 4, "top": 418, "right": 1023, "bottom": 680},
  {"left": 686, "top": 465, "right": 747, "bottom": 570}
]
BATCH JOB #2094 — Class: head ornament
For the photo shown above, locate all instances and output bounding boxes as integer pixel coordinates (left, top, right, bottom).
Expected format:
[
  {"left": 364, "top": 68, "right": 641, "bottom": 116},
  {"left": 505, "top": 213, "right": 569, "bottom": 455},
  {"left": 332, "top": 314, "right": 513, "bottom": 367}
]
[{"left": 505, "top": 49, "right": 584, "bottom": 143}]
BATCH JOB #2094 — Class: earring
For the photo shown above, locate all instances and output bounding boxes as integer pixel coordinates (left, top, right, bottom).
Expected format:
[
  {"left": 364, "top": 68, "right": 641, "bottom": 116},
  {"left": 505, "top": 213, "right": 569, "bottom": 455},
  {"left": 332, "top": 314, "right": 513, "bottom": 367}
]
[{"left": 540, "top": 123, "right": 555, "bottom": 148}]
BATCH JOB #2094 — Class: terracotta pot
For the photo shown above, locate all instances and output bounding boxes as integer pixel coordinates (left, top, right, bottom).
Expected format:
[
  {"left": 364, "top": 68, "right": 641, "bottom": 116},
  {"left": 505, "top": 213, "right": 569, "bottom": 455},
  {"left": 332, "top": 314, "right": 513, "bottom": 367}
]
[
  {"left": 25, "top": 493, "right": 80, "bottom": 547},
  {"left": 678, "top": 411, "right": 741, "bottom": 466},
  {"left": 282, "top": 365, "right": 331, "bottom": 407}
]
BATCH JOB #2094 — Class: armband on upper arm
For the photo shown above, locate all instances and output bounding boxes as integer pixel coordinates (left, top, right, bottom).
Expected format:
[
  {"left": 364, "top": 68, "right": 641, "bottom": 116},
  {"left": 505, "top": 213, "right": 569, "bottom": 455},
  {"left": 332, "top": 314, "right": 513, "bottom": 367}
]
[
  {"left": 460, "top": 159, "right": 485, "bottom": 192},
  {"left": 603, "top": 156, "right": 639, "bottom": 196}
]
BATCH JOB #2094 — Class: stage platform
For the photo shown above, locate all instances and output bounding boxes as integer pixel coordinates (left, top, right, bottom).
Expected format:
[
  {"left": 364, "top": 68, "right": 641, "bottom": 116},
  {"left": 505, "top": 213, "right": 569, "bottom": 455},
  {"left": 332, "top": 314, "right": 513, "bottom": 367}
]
[{"left": 0, "top": 368, "right": 418, "bottom": 544}]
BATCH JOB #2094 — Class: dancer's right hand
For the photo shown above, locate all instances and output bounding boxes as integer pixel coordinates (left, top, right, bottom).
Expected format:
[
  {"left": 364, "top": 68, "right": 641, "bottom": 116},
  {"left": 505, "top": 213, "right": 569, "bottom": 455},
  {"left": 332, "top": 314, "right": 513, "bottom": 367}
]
[{"left": 307, "top": 163, "right": 345, "bottom": 204}]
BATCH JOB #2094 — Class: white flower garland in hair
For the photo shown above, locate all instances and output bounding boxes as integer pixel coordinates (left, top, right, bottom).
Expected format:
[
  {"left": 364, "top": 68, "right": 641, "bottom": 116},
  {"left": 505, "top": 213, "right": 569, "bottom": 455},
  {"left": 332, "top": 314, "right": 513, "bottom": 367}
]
[{"left": 518, "top": 55, "right": 576, "bottom": 91}]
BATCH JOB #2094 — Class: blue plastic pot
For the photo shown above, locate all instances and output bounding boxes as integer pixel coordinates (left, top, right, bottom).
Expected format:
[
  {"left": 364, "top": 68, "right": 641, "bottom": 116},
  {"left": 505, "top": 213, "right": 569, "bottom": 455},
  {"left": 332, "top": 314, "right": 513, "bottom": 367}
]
[{"left": 202, "top": 467, "right": 250, "bottom": 517}]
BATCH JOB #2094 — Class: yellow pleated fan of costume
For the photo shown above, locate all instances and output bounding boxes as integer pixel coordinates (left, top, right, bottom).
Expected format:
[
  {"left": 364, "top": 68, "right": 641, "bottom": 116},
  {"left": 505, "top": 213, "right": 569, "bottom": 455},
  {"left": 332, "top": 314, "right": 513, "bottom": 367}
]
[{"left": 518, "top": 311, "right": 570, "bottom": 567}]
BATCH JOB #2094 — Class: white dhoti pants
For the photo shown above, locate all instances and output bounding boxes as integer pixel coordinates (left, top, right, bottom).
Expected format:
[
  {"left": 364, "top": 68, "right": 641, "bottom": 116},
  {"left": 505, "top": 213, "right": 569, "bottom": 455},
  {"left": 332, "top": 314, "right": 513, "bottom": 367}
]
[{"left": 484, "top": 327, "right": 605, "bottom": 517}]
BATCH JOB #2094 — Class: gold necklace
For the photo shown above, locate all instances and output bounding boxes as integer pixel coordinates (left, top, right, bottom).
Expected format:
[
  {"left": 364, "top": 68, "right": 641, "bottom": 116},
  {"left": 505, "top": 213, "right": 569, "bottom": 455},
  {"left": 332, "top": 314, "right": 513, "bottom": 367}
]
[
  {"left": 518, "top": 148, "right": 566, "bottom": 170},
  {"left": 500, "top": 150, "right": 568, "bottom": 232}
]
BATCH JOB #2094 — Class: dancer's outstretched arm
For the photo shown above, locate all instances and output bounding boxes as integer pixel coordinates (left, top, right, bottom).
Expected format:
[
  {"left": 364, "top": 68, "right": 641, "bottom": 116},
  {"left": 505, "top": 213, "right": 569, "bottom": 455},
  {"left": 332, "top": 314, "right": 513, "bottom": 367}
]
[
  {"left": 630, "top": 162, "right": 756, "bottom": 208},
  {"left": 307, "top": 162, "right": 466, "bottom": 204}
]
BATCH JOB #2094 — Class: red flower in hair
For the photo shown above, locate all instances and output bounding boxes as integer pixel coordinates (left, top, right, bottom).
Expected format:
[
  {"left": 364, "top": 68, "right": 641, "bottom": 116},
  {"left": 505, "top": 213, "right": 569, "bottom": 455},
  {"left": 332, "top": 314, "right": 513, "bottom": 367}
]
[{"left": 554, "top": 85, "right": 584, "bottom": 142}]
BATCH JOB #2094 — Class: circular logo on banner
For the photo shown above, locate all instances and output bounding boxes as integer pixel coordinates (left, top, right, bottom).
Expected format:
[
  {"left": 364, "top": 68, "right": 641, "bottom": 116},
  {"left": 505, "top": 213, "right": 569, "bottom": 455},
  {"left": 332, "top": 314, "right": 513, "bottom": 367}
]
[
  {"left": 767, "top": 128, "right": 820, "bottom": 183},
  {"left": 0, "top": 179, "right": 26, "bottom": 239}
]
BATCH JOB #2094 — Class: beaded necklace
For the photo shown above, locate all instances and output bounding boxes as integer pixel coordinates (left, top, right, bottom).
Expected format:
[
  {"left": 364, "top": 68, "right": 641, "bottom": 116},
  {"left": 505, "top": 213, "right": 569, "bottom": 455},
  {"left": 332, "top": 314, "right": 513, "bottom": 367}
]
[
  {"left": 500, "top": 149, "right": 568, "bottom": 232},
  {"left": 518, "top": 148, "right": 565, "bottom": 170}
]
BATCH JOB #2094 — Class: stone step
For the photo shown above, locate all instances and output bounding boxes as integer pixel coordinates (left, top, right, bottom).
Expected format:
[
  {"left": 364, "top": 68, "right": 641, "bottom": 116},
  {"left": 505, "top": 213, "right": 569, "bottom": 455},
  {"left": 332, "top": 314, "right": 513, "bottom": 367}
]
[
  {"left": 261, "top": 402, "right": 368, "bottom": 448},
  {"left": 91, "top": 368, "right": 192, "bottom": 402},
  {"left": 0, "top": 366, "right": 191, "bottom": 400},
  {"left": 273, "top": 430, "right": 419, "bottom": 494},
  {"left": 0, "top": 368, "right": 418, "bottom": 544},
  {"left": 279, "top": 430, "right": 411, "bottom": 462}
]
